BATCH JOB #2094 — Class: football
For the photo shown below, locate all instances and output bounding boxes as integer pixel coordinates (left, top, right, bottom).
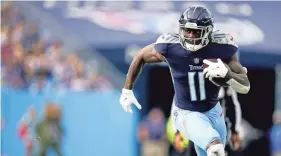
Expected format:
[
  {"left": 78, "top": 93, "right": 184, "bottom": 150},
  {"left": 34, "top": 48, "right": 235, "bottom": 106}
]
[{"left": 203, "top": 59, "right": 230, "bottom": 87}]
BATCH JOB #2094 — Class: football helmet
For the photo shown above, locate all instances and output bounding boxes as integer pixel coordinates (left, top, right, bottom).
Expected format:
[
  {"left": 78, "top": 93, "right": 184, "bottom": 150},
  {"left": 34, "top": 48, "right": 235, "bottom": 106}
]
[{"left": 179, "top": 5, "right": 214, "bottom": 51}]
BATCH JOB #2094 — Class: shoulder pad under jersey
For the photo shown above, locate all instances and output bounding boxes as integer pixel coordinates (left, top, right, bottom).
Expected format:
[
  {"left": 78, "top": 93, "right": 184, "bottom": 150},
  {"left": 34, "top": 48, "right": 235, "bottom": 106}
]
[
  {"left": 155, "top": 33, "right": 180, "bottom": 44},
  {"left": 212, "top": 31, "right": 238, "bottom": 48}
]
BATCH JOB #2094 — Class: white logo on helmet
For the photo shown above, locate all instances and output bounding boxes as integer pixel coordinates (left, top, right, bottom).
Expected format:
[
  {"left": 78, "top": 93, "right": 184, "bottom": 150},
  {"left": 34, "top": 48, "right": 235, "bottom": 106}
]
[{"left": 185, "top": 22, "right": 197, "bottom": 27}]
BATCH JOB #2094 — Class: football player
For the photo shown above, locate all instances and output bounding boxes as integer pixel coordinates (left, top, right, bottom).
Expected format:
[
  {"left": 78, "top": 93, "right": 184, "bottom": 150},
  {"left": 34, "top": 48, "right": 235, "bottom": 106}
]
[{"left": 120, "top": 5, "right": 250, "bottom": 156}]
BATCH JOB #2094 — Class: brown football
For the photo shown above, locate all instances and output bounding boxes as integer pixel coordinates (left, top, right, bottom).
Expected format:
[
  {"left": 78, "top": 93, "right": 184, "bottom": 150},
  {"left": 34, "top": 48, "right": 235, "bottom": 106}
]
[
  {"left": 203, "top": 58, "right": 217, "bottom": 68},
  {"left": 203, "top": 59, "right": 229, "bottom": 87}
]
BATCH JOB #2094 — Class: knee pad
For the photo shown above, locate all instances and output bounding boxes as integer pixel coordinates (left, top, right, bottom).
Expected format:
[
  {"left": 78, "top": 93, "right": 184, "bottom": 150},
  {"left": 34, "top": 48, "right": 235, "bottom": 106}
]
[{"left": 207, "top": 143, "right": 225, "bottom": 156}]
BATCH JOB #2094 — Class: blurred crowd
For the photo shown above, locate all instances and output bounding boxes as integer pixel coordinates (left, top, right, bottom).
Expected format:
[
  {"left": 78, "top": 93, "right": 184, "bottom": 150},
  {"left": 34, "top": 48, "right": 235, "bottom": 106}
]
[{"left": 1, "top": 2, "right": 113, "bottom": 93}]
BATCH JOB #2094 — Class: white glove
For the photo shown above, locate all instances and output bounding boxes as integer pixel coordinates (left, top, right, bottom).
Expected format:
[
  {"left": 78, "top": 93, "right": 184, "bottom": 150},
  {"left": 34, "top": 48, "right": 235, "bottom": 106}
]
[
  {"left": 207, "top": 144, "right": 225, "bottom": 156},
  {"left": 119, "top": 88, "right": 142, "bottom": 114},
  {"left": 203, "top": 59, "right": 229, "bottom": 79}
]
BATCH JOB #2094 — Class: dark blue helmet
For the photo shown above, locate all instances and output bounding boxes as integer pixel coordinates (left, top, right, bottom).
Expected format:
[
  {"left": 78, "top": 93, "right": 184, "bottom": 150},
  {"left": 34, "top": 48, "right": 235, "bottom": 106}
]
[{"left": 179, "top": 5, "right": 214, "bottom": 51}]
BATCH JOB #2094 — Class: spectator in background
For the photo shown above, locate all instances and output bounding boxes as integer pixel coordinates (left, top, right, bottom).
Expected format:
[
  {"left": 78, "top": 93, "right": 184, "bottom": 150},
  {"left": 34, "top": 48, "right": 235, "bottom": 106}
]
[
  {"left": 17, "top": 106, "right": 37, "bottom": 156},
  {"left": 27, "top": 41, "right": 48, "bottom": 73},
  {"left": 21, "top": 23, "right": 40, "bottom": 50},
  {"left": 36, "top": 104, "right": 63, "bottom": 156},
  {"left": 53, "top": 56, "right": 74, "bottom": 91},
  {"left": 12, "top": 22, "right": 24, "bottom": 42},
  {"left": 29, "top": 69, "right": 53, "bottom": 94},
  {"left": 46, "top": 41, "right": 63, "bottom": 79},
  {"left": 1, "top": 45, "right": 27, "bottom": 89},
  {"left": 66, "top": 54, "right": 87, "bottom": 91},
  {"left": 71, "top": 71, "right": 87, "bottom": 92},
  {"left": 87, "top": 72, "right": 113, "bottom": 91},
  {"left": 9, "top": 6, "right": 24, "bottom": 27},
  {"left": 1, "top": 2, "right": 12, "bottom": 26},
  {"left": 1, "top": 27, "right": 13, "bottom": 65},
  {"left": 46, "top": 41, "right": 62, "bottom": 62},
  {"left": 166, "top": 116, "right": 191, "bottom": 156},
  {"left": 137, "top": 108, "right": 169, "bottom": 156},
  {"left": 269, "top": 111, "right": 281, "bottom": 156},
  {"left": 1, "top": 26, "right": 9, "bottom": 45}
]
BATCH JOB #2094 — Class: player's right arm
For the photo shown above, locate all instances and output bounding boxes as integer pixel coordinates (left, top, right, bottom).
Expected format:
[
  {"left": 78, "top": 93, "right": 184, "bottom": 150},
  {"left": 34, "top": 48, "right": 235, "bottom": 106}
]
[
  {"left": 120, "top": 34, "right": 171, "bottom": 113},
  {"left": 123, "top": 44, "right": 165, "bottom": 89}
]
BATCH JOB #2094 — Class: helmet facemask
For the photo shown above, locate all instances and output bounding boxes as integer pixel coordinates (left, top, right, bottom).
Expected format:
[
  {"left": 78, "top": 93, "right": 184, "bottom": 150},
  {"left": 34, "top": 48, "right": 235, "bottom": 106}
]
[{"left": 179, "top": 24, "right": 213, "bottom": 52}]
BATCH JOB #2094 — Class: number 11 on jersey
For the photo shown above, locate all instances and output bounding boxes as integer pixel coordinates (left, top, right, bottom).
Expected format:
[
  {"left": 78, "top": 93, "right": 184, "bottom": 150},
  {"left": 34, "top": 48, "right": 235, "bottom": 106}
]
[{"left": 188, "top": 72, "right": 206, "bottom": 101}]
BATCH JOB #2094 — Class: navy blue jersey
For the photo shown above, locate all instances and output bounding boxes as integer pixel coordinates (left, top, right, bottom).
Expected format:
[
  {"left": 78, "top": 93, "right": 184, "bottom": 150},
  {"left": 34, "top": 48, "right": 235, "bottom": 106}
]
[{"left": 154, "top": 32, "right": 238, "bottom": 112}]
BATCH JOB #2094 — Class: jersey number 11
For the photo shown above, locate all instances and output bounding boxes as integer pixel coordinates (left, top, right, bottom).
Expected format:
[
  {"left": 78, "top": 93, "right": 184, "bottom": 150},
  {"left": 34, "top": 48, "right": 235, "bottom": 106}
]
[{"left": 188, "top": 72, "right": 206, "bottom": 101}]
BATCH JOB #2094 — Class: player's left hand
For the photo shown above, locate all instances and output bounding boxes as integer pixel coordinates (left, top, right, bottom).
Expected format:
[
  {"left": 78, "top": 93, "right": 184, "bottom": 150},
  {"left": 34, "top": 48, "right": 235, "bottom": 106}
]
[{"left": 203, "top": 59, "right": 229, "bottom": 79}]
